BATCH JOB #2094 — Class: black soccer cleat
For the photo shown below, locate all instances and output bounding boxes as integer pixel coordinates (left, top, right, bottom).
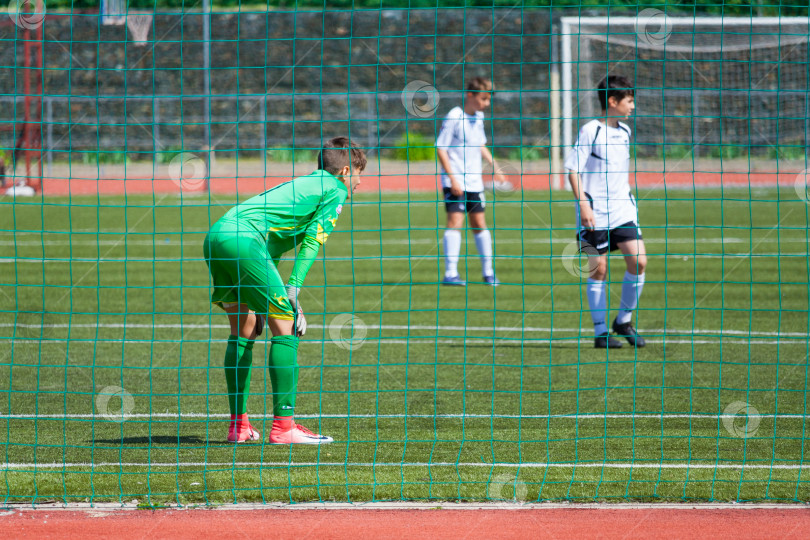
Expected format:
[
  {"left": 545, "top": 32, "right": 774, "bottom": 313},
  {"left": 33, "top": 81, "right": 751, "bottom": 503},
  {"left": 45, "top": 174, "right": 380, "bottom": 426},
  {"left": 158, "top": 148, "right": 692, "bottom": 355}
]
[
  {"left": 612, "top": 319, "right": 646, "bottom": 348},
  {"left": 595, "top": 333, "right": 623, "bottom": 349}
]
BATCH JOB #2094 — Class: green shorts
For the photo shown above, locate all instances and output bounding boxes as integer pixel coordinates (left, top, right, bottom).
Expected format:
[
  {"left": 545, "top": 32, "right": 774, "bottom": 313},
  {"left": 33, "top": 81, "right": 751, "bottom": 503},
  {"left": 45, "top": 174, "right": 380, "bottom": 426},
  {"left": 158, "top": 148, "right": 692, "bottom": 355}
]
[{"left": 203, "top": 220, "right": 295, "bottom": 320}]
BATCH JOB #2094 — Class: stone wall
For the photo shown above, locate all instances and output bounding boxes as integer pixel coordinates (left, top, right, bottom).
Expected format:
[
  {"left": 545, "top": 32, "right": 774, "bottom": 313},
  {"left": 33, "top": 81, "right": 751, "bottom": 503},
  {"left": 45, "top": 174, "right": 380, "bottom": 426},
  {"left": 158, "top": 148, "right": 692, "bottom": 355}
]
[
  {"left": 0, "top": 9, "right": 554, "bottom": 157},
  {"left": 2, "top": 9, "right": 804, "bottom": 159}
]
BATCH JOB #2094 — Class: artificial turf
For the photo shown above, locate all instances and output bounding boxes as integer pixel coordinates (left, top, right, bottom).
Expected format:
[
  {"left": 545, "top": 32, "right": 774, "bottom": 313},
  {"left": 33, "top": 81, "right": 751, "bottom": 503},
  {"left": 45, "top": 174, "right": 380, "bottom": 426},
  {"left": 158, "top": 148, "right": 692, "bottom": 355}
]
[{"left": 1, "top": 186, "right": 809, "bottom": 504}]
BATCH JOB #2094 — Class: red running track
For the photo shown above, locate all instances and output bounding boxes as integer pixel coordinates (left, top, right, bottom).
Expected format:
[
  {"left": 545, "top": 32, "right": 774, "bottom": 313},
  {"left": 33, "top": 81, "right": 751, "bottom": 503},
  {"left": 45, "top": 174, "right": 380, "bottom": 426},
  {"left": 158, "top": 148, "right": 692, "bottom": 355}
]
[
  {"left": 32, "top": 171, "right": 800, "bottom": 196},
  {"left": 3, "top": 507, "right": 810, "bottom": 539}
]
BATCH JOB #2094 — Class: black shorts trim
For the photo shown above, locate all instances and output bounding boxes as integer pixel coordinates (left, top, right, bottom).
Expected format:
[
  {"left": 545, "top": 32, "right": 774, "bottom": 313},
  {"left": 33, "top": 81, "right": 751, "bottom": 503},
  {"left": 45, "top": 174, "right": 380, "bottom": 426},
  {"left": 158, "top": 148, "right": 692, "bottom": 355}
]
[
  {"left": 443, "top": 188, "right": 486, "bottom": 214},
  {"left": 578, "top": 221, "right": 642, "bottom": 255}
]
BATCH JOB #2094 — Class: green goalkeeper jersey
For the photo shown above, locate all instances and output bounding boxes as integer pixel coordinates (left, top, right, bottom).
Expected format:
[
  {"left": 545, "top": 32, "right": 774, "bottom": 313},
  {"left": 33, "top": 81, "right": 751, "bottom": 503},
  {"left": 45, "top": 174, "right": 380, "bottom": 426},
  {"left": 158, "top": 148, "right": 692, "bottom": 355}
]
[{"left": 218, "top": 169, "right": 348, "bottom": 287}]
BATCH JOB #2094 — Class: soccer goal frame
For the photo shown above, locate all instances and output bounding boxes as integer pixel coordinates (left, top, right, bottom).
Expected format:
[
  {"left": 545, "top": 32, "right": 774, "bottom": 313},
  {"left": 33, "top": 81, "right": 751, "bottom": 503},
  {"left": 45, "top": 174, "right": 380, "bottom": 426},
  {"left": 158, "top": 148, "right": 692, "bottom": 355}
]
[{"left": 554, "top": 15, "right": 810, "bottom": 188}]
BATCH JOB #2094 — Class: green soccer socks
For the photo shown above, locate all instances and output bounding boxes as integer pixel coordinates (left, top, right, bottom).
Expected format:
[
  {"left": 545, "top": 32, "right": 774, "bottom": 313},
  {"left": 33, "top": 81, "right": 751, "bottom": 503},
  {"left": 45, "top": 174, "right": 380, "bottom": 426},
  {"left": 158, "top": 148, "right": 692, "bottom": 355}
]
[
  {"left": 268, "top": 335, "right": 299, "bottom": 417},
  {"left": 224, "top": 335, "right": 254, "bottom": 416}
]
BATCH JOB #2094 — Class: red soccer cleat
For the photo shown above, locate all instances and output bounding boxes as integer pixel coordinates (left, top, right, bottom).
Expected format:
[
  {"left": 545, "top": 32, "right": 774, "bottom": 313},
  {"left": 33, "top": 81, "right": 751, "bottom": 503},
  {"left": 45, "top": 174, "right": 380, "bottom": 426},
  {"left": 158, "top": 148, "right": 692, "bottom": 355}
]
[
  {"left": 268, "top": 416, "right": 333, "bottom": 445},
  {"left": 227, "top": 414, "right": 261, "bottom": 443}
]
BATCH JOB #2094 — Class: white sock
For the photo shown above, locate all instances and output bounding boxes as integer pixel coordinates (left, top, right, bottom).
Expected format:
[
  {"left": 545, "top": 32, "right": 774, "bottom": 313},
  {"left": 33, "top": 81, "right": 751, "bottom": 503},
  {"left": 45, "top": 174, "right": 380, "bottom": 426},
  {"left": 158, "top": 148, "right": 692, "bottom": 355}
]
[
  {"left": 474, "top": 229, "right": 494, "bottom": 277},
  {"left": 616, "top": 271, "right": 645, "bottom": 324},
  {"left": 443, "top": 229, "right": 462, "bottom": 278},
  {"left": 587, "top": 278, "right": 608, "bottom": 335}
]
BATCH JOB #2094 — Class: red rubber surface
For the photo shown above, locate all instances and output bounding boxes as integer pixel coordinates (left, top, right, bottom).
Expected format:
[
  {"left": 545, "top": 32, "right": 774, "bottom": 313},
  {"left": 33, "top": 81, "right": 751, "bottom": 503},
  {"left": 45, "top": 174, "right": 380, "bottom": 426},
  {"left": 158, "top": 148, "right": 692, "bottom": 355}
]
[
  {"left": 33, "top": 171, "right": 796, "bottom": 196},
  {"left": 3, "top": 508, "right": 810, "bottom": 539}
]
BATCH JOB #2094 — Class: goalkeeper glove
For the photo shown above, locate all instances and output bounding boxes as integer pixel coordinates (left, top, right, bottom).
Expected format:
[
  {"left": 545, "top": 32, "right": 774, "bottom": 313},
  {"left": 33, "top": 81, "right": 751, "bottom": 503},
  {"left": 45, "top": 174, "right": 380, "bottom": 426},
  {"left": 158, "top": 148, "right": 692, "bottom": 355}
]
[{"left": 285, "top": 285, "right": 307, "bottom": 337}]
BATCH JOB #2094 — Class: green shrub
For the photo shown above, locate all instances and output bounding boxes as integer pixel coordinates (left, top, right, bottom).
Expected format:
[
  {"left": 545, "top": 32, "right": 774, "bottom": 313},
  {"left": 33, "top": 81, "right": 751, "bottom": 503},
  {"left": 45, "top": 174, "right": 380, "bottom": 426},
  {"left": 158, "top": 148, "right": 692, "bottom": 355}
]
[
  {"left": 266, "top": 147, "right": 317, "bottom": 163},
  {"left": 393, "top": 132, "right": 435, "bottom": 161},
  {"left": 155, "top": 146, "right": 185, "bottom": 164},
  {"left": 78, "top": 151, "right": 131, "bottom": 165},
  {"left": 766, "top": 144, "right": 807, "bottom": 161},
  {"left": 505, "top": 145, "right": 549, "bottom": 161}
]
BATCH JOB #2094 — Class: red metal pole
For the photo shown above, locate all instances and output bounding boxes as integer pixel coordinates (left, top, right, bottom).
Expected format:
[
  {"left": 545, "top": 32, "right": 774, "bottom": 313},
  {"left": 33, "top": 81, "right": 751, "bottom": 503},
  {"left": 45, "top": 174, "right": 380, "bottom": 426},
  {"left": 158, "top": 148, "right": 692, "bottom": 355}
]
[
  {"left": 19, "top": 1, "right": 44, "bottom": 191},
  {"left": 23, "top": 19, "right": 31, "bottom": 187},
  {"left": 34, "top": 3, "right": 43, "bottom": 191},
  {"left": 0, "top": 2, "right": 44, "bottom": 192}
]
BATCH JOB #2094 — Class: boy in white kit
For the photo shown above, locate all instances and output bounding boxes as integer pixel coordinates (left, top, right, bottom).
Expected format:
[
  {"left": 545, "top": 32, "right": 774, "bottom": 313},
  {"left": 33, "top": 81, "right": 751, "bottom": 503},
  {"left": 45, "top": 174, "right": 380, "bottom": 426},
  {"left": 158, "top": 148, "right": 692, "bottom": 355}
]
[
  {"left": 436, "top": 77, "right": 504, "bottom": 286},
  {"left": 564, "top": 75, "right": 647, "bottom": 349}
]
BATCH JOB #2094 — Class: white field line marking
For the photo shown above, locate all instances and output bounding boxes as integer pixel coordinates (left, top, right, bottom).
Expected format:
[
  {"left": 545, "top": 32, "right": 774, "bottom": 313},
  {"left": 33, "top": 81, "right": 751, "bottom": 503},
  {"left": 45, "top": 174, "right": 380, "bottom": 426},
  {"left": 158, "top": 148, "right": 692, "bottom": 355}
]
[
  {"left": 2, "top": 461, "right": 810, "bottom": 470},
  {"left": 5, "top": 338, "right": 801, "bottom": 346},
  {"left": 6, "top": 231, "right": 808, "bottom": 245},
  {"left": 3, "top": 323, "right": 807, "bottom": 339},
  {"left": 10, "top": 502, "right": 810, "bottom": 510},
  {"left": 5, "top": 236, "right": 807, "bottom": 247},
  {"left": 1, "top": 412, "right": 806, "bottom": 420},
  {"left": 3, "top": 251, "right": 807, "bottom": 263}
]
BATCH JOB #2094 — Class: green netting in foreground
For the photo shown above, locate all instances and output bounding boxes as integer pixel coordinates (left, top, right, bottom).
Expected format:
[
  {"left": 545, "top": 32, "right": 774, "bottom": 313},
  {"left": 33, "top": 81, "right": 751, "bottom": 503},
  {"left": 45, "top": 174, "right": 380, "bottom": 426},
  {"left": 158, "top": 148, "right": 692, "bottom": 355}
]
[{"left": 1, "top": 4, "right": 810, "bottom": 505}]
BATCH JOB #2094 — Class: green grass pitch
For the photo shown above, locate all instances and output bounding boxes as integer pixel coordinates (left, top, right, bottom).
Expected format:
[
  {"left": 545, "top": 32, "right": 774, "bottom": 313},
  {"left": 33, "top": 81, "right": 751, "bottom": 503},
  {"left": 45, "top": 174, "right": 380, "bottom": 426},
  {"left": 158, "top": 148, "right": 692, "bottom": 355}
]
[{"left": 1, "top": 186, "right": 809, "bottom": 504}]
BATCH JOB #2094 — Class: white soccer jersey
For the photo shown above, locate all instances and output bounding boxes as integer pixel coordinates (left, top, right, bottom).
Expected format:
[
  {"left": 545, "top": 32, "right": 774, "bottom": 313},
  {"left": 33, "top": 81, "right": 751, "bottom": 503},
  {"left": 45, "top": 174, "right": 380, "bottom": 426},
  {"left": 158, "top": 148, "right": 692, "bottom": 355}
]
[
  {"left": 436, "top": 106, "right": 487, "bottom": 193},
  {"left": 564, "top": 119, "right": 639, "bottom": 230}
]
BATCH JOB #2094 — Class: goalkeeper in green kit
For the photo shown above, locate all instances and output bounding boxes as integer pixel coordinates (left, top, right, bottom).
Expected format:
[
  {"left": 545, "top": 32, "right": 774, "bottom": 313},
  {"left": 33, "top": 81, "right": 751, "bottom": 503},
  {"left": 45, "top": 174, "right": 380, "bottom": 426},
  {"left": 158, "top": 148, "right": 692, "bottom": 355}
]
[{"left": 204, "top": 137, "right": 366, "bottom": 444}]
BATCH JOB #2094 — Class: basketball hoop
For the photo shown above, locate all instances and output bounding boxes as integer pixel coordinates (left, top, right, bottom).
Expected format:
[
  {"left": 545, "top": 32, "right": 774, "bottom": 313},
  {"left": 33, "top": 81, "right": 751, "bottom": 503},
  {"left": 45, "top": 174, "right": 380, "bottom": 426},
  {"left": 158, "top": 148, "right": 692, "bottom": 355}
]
[{"left": 126, "top": 13, "right": 153, "bottom": 47}]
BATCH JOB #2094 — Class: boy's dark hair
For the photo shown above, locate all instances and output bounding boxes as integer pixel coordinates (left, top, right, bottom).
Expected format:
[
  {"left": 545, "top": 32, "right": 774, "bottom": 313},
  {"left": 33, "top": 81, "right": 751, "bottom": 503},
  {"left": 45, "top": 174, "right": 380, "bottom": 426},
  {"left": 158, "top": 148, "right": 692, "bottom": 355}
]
[
  {"left": 466, "top": 77, "right": 494, "bottom": 96},
  {"left": 597, "top": 75, "right": 634, "bottom": 110},
  {"left": 318, "top": 137, "right": 367, "bottom": 175}
]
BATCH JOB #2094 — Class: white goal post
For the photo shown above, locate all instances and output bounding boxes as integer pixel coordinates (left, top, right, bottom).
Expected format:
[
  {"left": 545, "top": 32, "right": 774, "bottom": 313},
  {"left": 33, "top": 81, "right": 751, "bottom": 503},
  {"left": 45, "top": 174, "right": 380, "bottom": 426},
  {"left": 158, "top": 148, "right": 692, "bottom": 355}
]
[{"left": 552, "top": 16, "right": 810, "bottom": 189}]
